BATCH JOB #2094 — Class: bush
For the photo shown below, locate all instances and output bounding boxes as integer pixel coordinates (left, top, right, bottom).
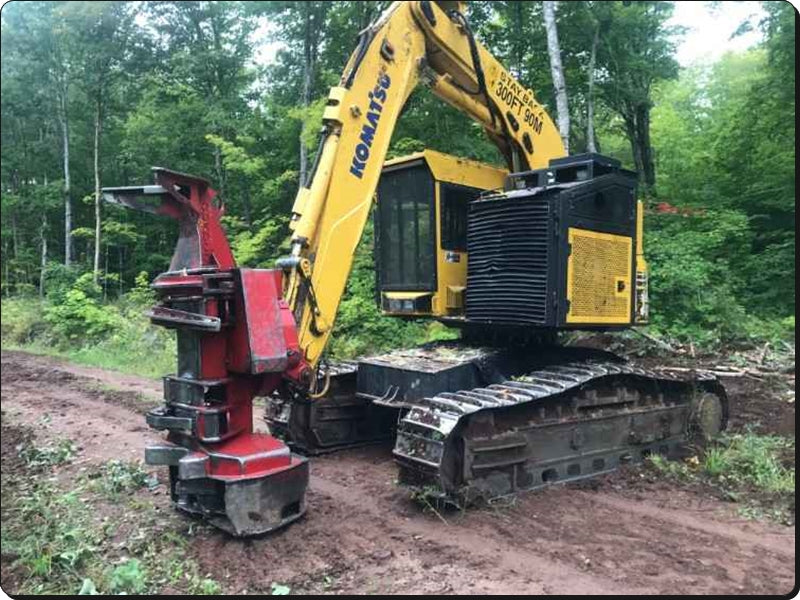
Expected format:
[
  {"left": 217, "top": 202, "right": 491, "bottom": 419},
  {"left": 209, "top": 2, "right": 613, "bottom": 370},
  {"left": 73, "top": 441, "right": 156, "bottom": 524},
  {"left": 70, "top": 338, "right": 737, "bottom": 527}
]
[
  {"left": 704, "top": 433, "right": 795, "bottom": 495},
  {"left": 44, "top": 274, "right": 122, "bottom": 345},
  {"left": 109, "top": 558, "right": 147, "bottom": 594},
  {"left": 2, "top": 270, "right": 175, "bottom": 378},
  {"left": 41, "top": 262, "right": 84, "bottom": 305},
  {"left": 121, "top": 271, "right": 156, "bottom": 308},
  {"left": 644, "top": 208, "right": 793, "bottom": 346},
  {"left": 648, "top": 431, "right": 795, "bottom": 522},
  {"left": 68, "top": 275, "right": 175, "bottom": 377},
  {"left": 1, "top": 297, "right": 49, "bottom": 345},
  {"left": 91, "top": 460, "right": 151, "bottom": 497}
]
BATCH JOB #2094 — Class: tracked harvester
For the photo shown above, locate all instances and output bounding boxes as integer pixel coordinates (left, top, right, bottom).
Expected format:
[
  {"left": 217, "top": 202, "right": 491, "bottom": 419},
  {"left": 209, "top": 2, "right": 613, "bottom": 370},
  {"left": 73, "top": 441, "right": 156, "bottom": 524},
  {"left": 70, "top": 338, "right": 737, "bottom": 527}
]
[{"left": 105, "top": 1, "right": 727, "bottom": 534}]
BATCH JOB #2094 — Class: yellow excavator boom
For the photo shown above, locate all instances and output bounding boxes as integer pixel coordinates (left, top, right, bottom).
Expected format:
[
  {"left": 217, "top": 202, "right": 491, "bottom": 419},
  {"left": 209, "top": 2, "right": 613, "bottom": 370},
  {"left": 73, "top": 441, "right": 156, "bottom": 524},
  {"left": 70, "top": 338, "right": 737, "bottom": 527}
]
[{"left": 282, "top": 0, "right": 565, "bottom": 372}]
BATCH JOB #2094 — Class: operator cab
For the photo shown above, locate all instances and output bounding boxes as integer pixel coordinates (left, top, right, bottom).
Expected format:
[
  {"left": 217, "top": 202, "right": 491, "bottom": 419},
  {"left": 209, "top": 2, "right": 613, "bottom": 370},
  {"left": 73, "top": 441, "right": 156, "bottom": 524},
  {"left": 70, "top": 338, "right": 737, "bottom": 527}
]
[{"left": 375, "top": 150, "right": 506, "bottom": 317}]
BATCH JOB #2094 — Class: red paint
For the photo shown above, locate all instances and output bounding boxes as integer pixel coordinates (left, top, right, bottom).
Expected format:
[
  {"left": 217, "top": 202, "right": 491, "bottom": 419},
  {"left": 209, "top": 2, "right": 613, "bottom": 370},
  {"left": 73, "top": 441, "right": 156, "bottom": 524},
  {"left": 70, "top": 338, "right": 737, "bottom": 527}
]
[{"left": 204, "top": 433, "right": 293, "bottom": 479}]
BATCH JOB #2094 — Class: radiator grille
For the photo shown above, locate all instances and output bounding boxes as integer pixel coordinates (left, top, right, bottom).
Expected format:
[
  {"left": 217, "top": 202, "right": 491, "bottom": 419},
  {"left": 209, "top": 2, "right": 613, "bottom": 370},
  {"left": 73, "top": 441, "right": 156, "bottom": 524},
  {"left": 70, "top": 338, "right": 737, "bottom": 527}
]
[
  {"left": 566, "top": 228, "right": 632, "bottom": 323},
  {"left": 466, "top": 194, "right": 552, "bottom": 325}
]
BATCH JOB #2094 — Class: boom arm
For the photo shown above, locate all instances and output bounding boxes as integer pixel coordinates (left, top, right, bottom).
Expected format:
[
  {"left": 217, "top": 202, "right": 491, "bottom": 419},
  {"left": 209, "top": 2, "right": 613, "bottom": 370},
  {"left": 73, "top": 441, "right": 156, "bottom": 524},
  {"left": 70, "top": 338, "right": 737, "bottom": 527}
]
[{"left": 283, "top": 1, "right": 565, "bottom": 379}]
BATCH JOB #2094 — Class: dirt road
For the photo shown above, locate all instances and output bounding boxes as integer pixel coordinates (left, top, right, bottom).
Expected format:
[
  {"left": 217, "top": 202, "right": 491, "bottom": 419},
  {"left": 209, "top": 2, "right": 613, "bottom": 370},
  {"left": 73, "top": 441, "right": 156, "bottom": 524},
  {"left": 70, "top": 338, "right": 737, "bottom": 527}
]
[{"left": 1, "top": 350, "right": 795, "bottom": 595}]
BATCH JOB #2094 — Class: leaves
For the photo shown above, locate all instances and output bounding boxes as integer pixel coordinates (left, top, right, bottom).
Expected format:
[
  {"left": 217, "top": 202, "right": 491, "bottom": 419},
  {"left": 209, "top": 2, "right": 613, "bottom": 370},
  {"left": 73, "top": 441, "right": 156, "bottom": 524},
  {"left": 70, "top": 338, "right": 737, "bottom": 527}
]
[
  {"left": 78, "top": 578, "right": 99, "bottom": 595},
  {"left": 110, "top": 558, "right": 147, "bottom": 594},
  {"left": 271, "top": 582, "right": 292, "bottom": 595}
]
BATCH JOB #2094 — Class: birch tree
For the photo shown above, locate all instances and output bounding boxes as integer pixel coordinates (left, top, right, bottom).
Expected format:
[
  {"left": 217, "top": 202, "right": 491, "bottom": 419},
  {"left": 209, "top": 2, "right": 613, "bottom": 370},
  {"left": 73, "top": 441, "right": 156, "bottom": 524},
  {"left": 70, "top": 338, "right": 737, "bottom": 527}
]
[
  {"left": 65, "top": 1, "right": 133, "bottom": 283},
  {"left": 298, "top": 3, "right": 329, "bottom": 186},
  {"left": 586, "top": 22, "right": 600, "bottom": 153},
  {"left": 543, "top": 1, "right": 570, "bottom": 153},
  {"left": 47, "top": 7, "right": 76, "bottom": 267}
]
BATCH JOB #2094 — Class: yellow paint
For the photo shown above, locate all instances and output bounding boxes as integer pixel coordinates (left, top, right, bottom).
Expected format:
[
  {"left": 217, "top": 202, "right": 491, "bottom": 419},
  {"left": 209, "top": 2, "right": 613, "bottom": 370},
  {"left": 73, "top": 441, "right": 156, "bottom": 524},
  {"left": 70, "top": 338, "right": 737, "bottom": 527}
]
[
  {"left": 566, "top": 228, "right": 633, "bottom": 325},
  {"left": 635, "top": 199, "right": 648, "bottom": 275},
  {"left": 385, "top": 149, "right": 507, "bottom": 190},
  {"left": 635, "top": 200, "right": 649, "bottom": 323}
]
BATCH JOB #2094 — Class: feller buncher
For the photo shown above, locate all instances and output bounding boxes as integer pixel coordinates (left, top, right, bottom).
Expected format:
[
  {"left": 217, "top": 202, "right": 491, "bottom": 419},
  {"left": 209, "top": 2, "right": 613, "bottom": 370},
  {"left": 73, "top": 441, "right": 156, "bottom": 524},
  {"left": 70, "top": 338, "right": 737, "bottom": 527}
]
[{"left": 103, "top": 1, "right": 727, "bottom": 536}]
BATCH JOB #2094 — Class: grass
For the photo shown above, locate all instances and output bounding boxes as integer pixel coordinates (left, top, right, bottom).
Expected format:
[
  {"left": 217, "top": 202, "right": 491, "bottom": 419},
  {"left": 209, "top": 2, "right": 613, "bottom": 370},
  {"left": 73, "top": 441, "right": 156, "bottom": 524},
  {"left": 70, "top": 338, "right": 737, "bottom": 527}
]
[
  {"left": 1, "top": 296, "right": 174, "bottom": 379},
  {"left": 1, "top": 433, "right": 221, "bottom": 595},
  {"left": 648, "top": 431, "right": 795, "bottom": 523},
  {"left": 696, "top": 434, "right": 794, "bottom": 495},
  {"left": 87, "top": 459, "right": 156, "bottom": 498},
  {"left": 18, "top": 438, "right": 76, "bottom": 469},
  {"left": 1, "top": 338, "right": 174, "bottom": 381}
]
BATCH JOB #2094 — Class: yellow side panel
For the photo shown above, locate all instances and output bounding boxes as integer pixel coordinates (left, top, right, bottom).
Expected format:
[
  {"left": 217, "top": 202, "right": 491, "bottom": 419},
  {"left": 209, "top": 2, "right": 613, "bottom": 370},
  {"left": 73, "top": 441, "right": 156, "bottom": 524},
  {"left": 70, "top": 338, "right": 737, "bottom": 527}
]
[
  {"left": 433, "top": 182, "right": 464, "bottom": 316},
  {"left": 383, "top": 291, "right": 430, "bottom": 300},
  {"left": 424, "top": 149, "right": 507, "bottom": 191},
  {"left": 566, "top": 228, "right": 632, "bottom": 324},
  {"left": 383, "top": 149, "right": 507, "bottom": 191}
]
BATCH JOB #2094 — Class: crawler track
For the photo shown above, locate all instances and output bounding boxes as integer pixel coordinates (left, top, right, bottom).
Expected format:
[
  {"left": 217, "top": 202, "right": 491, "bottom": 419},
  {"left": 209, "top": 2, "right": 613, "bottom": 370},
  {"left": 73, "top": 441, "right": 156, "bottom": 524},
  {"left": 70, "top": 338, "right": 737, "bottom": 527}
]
[{"left": 394, "top": 361, "right": 728, "bottom": 504}]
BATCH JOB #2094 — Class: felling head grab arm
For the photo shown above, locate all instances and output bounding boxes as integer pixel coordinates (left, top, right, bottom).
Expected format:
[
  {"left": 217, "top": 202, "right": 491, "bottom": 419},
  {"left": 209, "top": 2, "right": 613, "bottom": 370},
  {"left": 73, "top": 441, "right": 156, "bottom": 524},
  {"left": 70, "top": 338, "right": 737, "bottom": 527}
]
[{"left": 103, "top": 167, "right": 235, "bottom": 272}]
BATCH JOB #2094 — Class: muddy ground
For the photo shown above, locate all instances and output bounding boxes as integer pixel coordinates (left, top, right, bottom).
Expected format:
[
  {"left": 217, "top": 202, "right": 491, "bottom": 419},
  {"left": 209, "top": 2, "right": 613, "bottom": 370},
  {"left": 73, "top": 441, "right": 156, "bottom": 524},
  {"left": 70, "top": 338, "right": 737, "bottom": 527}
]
[{"left": 0, "top": 349, "right": 795, "bottom": 595}]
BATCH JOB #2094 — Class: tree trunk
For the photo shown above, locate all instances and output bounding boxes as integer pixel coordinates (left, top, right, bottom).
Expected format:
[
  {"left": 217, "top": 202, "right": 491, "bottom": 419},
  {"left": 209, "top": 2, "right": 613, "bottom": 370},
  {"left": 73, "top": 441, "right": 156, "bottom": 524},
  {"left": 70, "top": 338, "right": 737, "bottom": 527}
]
[
  {"left": 513, "top": 1, "right": 524, "bottom": 78},
  {"left": 93, "top": 98, "right": 103, "bottom": 285},
  {"left": 11, "top": 212, "right": 19, "bottom": 262},
  {"left": 635, "top": 103, "right": 656, "bottom": 189},
  {"left": 624, "top": 114, "right": 644, "bottom": 177},
  {"left": 39, "top": 214, "right": 48, "bottom": 298},
  {"left": 103, "top": 242, "right": 109, "bottom": 301},
  {"left": 586, "top": 24, "right": 600, "bottom": 153},
  {"left": 59, "top": 84, "right": 72, "bottom": 267},
  {"left": 299, "top": 4, "right": 314, "bottom": 188},
  {"left": 3, "top": 242, "right": 9, "bottom": 297},
  {"left": 543, "top": 1, "right": 570, "bottom": 153}
]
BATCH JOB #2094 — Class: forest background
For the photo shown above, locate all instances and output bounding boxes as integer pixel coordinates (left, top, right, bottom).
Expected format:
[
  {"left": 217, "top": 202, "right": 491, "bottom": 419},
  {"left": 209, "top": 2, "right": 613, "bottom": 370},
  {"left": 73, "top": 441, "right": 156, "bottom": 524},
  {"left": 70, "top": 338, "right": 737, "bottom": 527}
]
[{"left": 1, "top": 1, "right": 794, "bottom": 374}]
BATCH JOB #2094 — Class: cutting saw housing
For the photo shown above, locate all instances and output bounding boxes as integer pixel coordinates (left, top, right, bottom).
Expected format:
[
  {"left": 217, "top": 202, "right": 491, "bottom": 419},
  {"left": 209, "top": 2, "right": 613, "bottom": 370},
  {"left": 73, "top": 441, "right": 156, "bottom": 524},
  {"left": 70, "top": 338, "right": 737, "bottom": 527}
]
[{"left": 376, "top": 151, "right": 649, "bottom": 329}]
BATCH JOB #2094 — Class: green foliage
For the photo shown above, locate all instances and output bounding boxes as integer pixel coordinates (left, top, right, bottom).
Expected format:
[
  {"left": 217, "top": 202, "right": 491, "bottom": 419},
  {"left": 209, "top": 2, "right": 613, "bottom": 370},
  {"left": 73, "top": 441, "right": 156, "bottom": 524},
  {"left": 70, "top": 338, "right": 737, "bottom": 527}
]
[
  {"left": 646, "top": 453, "right": 693, "bottom": 481},
  {"left": 1, "top": 478, "right": 101, "bottom": 593},
  {"left": 655, "top": 432, "right": 797, "bottom": 497},
  {"left": 44, "top": 274, "right": 122, "bottom": 344},
  {"left": 227, "top": 214, "right": 291, "bottom": 267},
  {"left": 647, "top": 8, "right": 795, "bottom": 342},
  {"left": 288, "top": 96, "right": 328, "bottom": 152},
  {"left": 124, "top": 271, "right": 156, "bottom": 307},
  {"left": 0, "top": 1, "right": 794, "bottom": 361},
  {"left": 1, "top": 297, "right": 49, "bottom": 345},
  {"left": 19, "top": 439, "right": 77, "bottom": 469},
  {"left": 2, "top": 272, "right": 175, "bottom": 379},
  {"left": 90, "top": 460, "right": 152, "bottom": 497},
  {"left": 63, "top": 283, "right": 176, "bottom": 377},
  {"left": 109, "top": 558, "right": 147, "bottom": 594},
  {"left": 645, "top": 210, "right": 753, "bottom": 344},
  {"left": 2, "top": 430, "right": 224, "bottom": 595},
  {"left": 704, "top": 433, "right": 794, "bottom": 495},
  {"left": 648, "top": 431, "right": 795, "bottom": 522}
]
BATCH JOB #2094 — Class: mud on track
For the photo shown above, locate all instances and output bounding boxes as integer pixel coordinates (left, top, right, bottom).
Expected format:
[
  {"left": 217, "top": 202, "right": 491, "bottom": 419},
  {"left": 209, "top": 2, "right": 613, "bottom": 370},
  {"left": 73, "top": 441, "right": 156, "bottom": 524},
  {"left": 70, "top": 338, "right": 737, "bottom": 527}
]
[{"left": 1, "top": 349, "right": 795, "bottom": 595}]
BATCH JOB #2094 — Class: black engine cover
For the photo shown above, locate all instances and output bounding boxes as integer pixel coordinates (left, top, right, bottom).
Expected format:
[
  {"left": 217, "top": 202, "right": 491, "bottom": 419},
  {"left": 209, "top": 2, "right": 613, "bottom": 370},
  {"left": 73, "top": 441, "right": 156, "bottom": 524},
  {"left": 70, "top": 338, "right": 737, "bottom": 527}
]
[{"left": 465, "top": 154, "right": 638, "bottom": 329}]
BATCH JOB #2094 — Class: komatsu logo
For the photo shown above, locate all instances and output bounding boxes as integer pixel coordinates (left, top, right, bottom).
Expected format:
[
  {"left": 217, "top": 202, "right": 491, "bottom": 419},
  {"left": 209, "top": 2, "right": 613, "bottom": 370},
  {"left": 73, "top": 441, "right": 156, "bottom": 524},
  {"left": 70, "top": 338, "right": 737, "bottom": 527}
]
[{"left": 349, "top": 71, "right": 392, "bottom": 179}]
